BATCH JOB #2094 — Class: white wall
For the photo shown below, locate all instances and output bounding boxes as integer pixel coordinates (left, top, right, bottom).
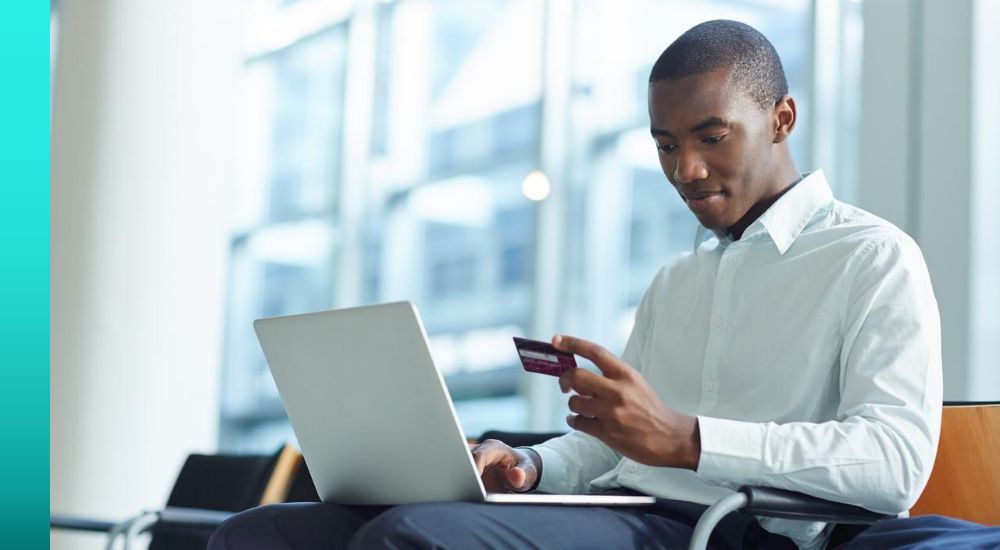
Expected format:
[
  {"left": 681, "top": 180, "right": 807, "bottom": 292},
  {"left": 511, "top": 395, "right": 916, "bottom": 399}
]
[
  {"left": 858, "top": 0, "right": 1000, "bottom": 400},
  {"left": 50, "top": 1, "right": 239, "bottom": 548}
]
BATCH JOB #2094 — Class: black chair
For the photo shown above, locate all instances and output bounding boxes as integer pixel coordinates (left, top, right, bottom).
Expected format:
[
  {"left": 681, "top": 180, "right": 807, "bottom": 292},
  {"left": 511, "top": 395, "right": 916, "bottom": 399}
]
[
  {"left": 51, "top": 444, "right": 299, "bottom": 549},
  {"left": 478, "top": 430, "right": 566, "bottom": 448}
]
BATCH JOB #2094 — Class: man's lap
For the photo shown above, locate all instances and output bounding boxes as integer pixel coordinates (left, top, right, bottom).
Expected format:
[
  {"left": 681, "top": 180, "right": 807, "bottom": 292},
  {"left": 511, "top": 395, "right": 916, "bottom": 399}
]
[
  {"left": 209, "top": 502, "right": 390, "bottom": 549},
  {"left": 843, "top": 515, "right": 1000, "bottom": 549},
  {"left": 351, "top": 501, "right": 701, "bottom": 549},
  {"left": 208, "top": 499, "right": 791, "bottom": 550}
]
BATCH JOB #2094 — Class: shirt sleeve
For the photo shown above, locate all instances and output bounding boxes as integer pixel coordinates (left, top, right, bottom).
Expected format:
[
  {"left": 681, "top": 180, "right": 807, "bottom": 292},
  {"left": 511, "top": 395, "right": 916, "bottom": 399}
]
[
  {"left": 695, "top": 234, "right": 943, "bottom": 514},
  {"left": 532, "top": 266, "right": 665, "bottom": 494}
]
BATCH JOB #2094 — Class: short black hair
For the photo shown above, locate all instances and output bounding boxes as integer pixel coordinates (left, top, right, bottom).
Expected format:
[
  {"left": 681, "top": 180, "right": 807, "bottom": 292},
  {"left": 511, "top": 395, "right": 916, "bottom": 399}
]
[{"left": 649, "top": 20, "right": 788, "bottom": 110}]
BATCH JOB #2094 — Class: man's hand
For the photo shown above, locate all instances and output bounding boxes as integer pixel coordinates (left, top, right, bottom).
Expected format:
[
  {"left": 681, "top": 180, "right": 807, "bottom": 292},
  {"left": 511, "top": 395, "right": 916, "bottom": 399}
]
[
  {"left": 552, "top": 335, "right": 701, "bottom": 470},
  {"left": 469, "top": 439, "right": 541, "bottom": 493}
]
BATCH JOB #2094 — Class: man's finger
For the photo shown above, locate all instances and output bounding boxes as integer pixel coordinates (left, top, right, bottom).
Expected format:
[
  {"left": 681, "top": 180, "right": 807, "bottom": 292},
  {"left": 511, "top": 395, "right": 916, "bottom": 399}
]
[
  {"left": 567, "top": 394, "right": 601, "bottom": 418},
  {"left": 553, "top": 335, "right": 630, "bottom": 379},
  {"left": 559, "top": 367, "right": 614, "bottom": 396},
  {"left": 566, "top": 413, "right": 604, "bottom": 439},
  {"left": 504, "top": 466, "right": 527, "bottom": 490},
  {"left": 483, "top": 466, "right": 506, "bottom": 492},
  {"left": 472, "top": 440, "right": 518, "bottom": 477},
  {"left": 470, "top": 444, "right": 487, "bottom": 475},
  {"left": 470, "top": 442, "right": 496, "bottom": 475}
]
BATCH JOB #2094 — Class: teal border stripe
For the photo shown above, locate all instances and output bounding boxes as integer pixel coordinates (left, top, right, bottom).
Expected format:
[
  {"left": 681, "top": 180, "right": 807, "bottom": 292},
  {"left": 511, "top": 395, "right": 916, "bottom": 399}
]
[{"left": 0, "top": 2, "right": 50, "bottom": 548}]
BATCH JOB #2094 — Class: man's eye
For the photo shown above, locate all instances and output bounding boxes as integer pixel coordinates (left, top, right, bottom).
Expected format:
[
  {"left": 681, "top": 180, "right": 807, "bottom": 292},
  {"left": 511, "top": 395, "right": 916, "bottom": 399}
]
[
  {"left": 703, "top": 135, "right": 725, "bottom": 144},
  {"left": 657, "top": 143, "right": 678, "bottom": 153}
]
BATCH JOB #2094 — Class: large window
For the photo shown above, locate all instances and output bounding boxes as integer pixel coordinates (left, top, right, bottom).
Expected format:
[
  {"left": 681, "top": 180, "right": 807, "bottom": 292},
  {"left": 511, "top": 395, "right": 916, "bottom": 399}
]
[{"left": 220, "top": 0, "right": 863, "bottom": 451}]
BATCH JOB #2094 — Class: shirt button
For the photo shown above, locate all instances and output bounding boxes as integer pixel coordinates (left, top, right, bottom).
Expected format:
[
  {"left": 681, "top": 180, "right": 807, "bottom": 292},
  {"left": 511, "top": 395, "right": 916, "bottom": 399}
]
[
  {"left": 712, "top": 316, "right": 723, "bottom": 329},
  {"left": 628, "top": 463, "right": 638, "bottom": 473}
]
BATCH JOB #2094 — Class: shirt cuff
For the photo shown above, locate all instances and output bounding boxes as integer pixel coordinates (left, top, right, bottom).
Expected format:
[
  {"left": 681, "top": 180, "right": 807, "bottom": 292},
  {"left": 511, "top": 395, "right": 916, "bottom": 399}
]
[
  {"left": 531, "top": 443, "right": 572, "bottom": 494},
  {"left": 696, "top": 415, "right": 767, "bottom": 486}
]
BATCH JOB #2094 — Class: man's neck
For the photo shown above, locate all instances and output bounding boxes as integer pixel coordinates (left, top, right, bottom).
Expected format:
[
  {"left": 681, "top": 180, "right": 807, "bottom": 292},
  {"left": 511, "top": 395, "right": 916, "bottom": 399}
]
[{"left": 727, "top": 167, "right": 803, "bottom": 240}]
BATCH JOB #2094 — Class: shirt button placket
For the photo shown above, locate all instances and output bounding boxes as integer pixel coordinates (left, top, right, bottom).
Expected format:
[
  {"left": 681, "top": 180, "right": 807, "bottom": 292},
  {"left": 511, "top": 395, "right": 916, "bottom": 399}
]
[{"left": 700, "top": 245, "right": 739, "bottom": 412}]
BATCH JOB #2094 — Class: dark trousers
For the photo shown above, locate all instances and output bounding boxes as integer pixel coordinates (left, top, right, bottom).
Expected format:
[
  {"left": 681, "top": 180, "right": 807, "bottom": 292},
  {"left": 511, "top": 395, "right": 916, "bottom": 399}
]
[
  {"left": 208, "top": 499, "right": 797, "bottom": 550},
  {"left": 842, "top": 515, "right": 1000, "bottom": 549}
]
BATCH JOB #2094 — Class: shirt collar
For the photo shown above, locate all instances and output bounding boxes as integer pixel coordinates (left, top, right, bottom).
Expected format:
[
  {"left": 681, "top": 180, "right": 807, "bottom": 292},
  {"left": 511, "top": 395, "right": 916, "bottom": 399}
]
[{"left": 692, "top": 170, "right": 834, "bottom": 255}]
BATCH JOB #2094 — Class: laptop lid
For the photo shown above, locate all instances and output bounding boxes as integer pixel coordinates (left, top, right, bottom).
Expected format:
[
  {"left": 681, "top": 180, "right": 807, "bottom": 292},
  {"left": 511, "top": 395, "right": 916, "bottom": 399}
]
[
  {"left": 254, "top": 302, "right": 487, "bottom": 505},
  {"left": 254, "top": 301, "right": 656, "bottom": 507}
]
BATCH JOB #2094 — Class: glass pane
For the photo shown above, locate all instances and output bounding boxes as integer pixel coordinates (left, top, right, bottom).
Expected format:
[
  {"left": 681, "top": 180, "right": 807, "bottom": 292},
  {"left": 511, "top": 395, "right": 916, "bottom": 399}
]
[
  {"left": 362, "top": 0, "right": 545, "bottom": 437},
  {"left": 233, "top": 26, "right": 348, "bottom": 230},
  {"left": 220, "top": 220, "right": 337, "bottom": 450},
  {"left": 267, "top": 29, "right": 347, "bottom": 221},
  {"left": 220, "top": 22, "right": 348, "bottom": 450},
  {"left": 371, "top": 164, "right": 539, "bottom": 435}
]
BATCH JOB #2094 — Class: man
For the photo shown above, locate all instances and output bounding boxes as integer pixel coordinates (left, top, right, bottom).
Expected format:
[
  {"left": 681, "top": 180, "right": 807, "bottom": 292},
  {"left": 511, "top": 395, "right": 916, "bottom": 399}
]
[{"left": 211, "top": 20, "right": 941, "bottom": 549}]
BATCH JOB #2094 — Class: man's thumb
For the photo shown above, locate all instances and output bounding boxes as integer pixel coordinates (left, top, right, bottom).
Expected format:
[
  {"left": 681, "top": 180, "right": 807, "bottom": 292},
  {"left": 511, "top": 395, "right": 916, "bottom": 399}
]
[{"left": 505, "top": 466, "right": 527, "bottom": 488}]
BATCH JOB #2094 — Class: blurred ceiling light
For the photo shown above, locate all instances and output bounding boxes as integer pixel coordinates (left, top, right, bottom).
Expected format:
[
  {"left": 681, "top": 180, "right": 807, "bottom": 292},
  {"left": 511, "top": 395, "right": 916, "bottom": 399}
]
[{"left": 521, "top": 170, "right": 551, "bottom": 201}]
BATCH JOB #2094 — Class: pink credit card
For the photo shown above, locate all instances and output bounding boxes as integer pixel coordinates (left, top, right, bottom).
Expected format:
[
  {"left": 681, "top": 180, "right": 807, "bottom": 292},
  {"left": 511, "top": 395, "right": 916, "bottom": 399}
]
[{"left": 513, "top": 337, "right": 577, "bottom": 376}]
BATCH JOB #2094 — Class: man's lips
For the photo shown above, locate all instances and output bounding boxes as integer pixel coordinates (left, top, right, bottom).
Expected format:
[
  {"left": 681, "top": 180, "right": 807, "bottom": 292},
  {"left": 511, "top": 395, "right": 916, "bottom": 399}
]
[
  {"left": 682, "top": 190, "right": 724, "bottom": 200},
  {"left": 682, "top": 191, "right": 725, "bottom": 212}
]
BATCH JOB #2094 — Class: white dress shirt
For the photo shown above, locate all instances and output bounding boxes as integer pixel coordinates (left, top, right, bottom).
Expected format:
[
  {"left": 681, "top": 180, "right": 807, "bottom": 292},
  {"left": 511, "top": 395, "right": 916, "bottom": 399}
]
[{"left": 531, "top": 171, "right": 943, "bottom": 549}]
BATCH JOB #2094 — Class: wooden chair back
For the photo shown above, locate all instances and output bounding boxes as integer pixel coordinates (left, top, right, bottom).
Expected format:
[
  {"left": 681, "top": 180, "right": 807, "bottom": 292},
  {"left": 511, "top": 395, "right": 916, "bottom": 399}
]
[
  {"left": 909, "top": 403, "right": 1000, "bottom": 525},
  {"left": 260, "top": 445, "right": 322, "bottom": 504},
  {"left": 259, "top": 444, "right": 304, "bottom": 504}
]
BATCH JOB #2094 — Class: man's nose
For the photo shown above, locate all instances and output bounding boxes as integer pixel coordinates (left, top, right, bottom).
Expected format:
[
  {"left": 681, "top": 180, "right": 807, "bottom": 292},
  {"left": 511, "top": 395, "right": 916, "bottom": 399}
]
[{"left": 673, "top": 149, "right": 708, "bottom": 183}]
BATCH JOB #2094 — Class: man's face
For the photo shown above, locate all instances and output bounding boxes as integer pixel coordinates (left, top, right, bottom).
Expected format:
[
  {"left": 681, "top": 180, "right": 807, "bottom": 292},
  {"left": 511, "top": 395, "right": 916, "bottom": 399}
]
[{"left": 648, "top": 69, "right": 781, "bottom": 233}]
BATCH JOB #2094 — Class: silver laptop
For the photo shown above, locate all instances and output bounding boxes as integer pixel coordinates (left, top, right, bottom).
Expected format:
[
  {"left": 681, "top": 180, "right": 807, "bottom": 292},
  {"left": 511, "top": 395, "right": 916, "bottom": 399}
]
[{"left": 253, "top": 301, "right": 655, "bottom": 507}]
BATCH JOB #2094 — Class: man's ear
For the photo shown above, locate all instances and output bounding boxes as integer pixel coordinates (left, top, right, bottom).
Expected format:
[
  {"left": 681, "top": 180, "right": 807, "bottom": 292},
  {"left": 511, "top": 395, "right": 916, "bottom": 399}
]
[{"left": 772, "top": 95, "right": 796, "bottom": 143}]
